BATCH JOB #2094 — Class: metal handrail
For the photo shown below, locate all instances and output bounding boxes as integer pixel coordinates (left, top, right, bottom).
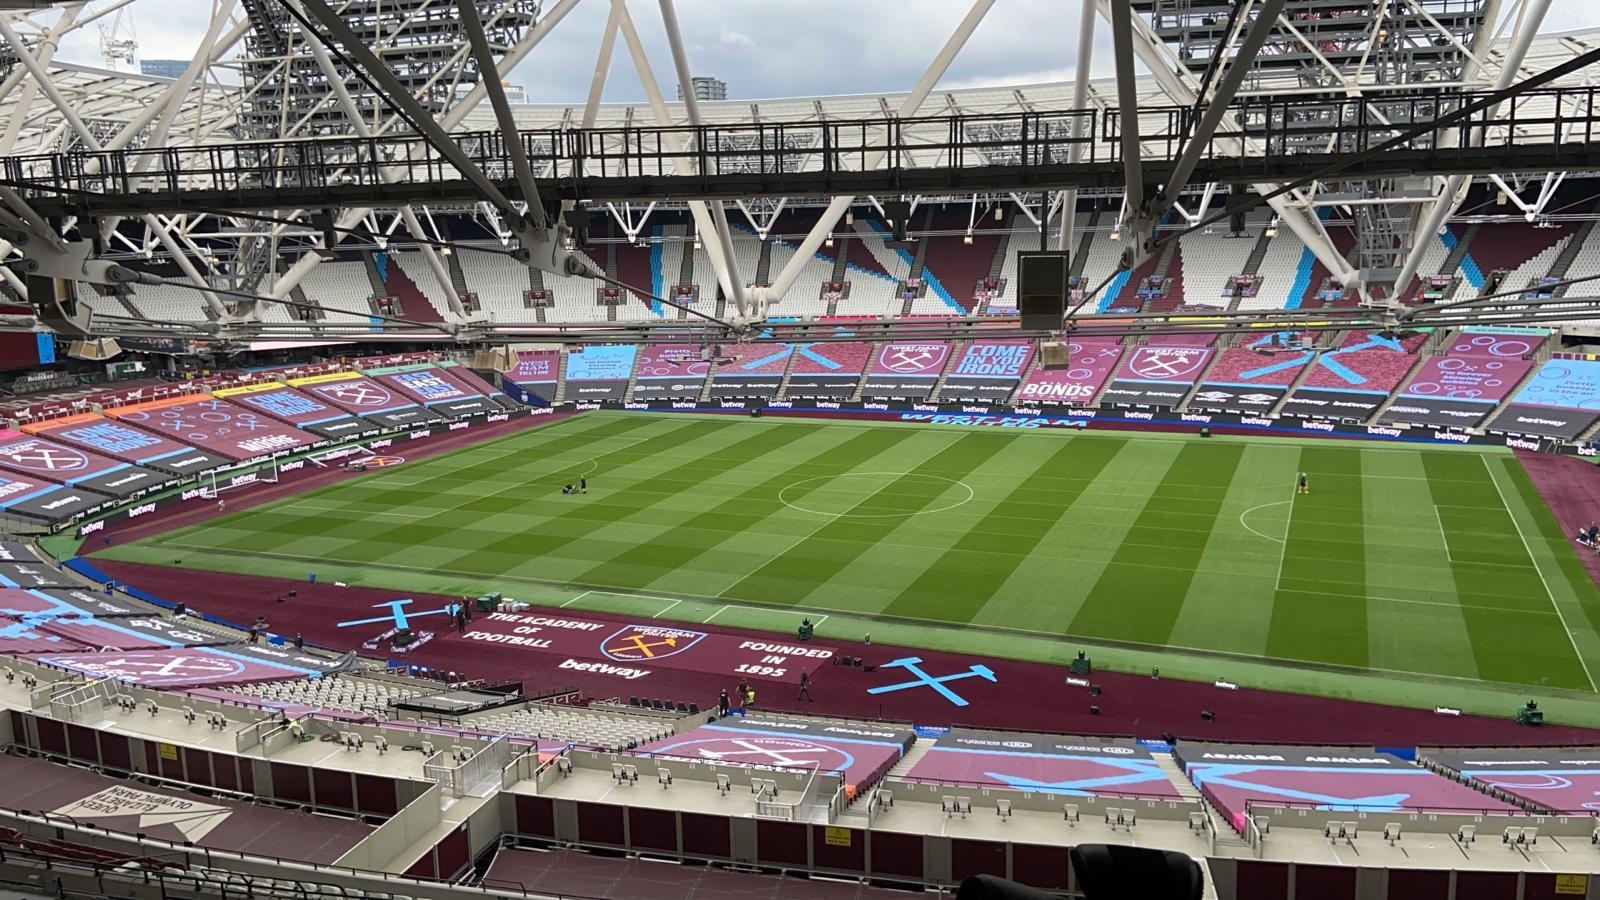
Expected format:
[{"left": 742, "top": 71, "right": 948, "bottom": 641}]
[{"left": 5, "top": 84, "right": 1598, "bottom": 211}]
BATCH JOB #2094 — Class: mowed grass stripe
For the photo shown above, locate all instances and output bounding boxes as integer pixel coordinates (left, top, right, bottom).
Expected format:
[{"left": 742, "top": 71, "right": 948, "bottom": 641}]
[
  {"left": 1066, "top": 441, "right": 1246, "bottom": 645},
  {"left": 1167, "top": 442, "right": 1301, "bottom": 658},
  {"left": 253, "top": 417, "right": 722, "bottom": 567},
  {"left": 118, "top": 414, "right": 1580, "bottom": 690},
  {"left": 830, "top": 436, "right": 1088, "bottom": 616},
  {"left": 485, "top": 424, "right": 885, "bottom": 583},
  {"left": 566, "top": 426, "right": 917, "bottom": 590},
  {"left": 972, "top": 439, "right": 1182, "bottom": 633},
  {"left": 429, "top": 421, "right": 801, "bottom": 577},
  {"left": 724, "top": 431, "right": 1014, "bottom": 606},
  {"left": 1264, "top": 446, "right": 1367, "bottom": 668},
  {"left": 168, "top": 416, "right": 652, "bottom": 551},
  {"left": 1359, "top": 450, "right": 1480, "bottom": 681},
  {"left": 306, "top": 413, "right": 647, "bottom": 501},
  {"left": 881, "top": 437, "right": 1121, "bottom": 623},
  {"left": 1422, "top": 452, "right": 1591, "bottom": 690}
]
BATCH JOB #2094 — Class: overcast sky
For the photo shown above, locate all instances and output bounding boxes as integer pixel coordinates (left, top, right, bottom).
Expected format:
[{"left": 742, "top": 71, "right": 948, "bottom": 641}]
[{"left": 52, "top": 0, "right": 1600, "bottom": 103}]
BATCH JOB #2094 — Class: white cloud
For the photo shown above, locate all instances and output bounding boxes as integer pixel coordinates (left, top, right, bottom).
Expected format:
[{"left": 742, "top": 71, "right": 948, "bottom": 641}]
[{"left": 35, "top": 0, "right": 1600, "bottom": 104}]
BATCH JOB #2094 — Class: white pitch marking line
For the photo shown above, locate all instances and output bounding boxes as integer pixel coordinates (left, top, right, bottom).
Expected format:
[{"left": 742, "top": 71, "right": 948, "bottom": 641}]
[
  {"left": 1275, "top": 587, "right": 1558, "bottom": 616},
  {"left": 1239, "top": 499, "right": 1291, "bottom": 544},
  {"left": 1433, "top": 504, "right": 1456, "bottom": 563},
  {"left": 653, "top": 599, "right": 682, "bottom": 619},
  {"left": 1482, "top": 454, "right": 1597, "bottom": 693},
  {"left": 560, "top": 591, "right": 594, "bottom": 609},
  {"left": 1272, "top": 481, "right": 1299, "bottom": 592},
  {"left": 776, "top": 472, "right": 976, "bottom": 520},
  {"left": 289, "top": 503, "right": 427, "bottom": 519},
  {"left": 702, "top": 606, "right": 725, "bottom": 624}
]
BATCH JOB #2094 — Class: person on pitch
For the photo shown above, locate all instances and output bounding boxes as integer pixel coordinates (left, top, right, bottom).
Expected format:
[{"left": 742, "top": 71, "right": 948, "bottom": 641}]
[
  {"left": 1297, "top": 472, "right": 1309, "bottom": 495},
  {"left": 798, "top": 670, "right": 813, "bottom": 702}
]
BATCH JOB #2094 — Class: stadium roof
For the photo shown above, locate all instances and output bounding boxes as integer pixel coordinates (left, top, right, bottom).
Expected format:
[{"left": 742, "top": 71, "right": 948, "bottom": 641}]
[{"left": 4, "top": 27, "right": 1599, "bottom": 151}]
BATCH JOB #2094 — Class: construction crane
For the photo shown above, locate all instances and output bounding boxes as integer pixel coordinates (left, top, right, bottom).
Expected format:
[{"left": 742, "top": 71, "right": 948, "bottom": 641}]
[{"left": 98, "top": 5, "right": 137, "bottom": 71}]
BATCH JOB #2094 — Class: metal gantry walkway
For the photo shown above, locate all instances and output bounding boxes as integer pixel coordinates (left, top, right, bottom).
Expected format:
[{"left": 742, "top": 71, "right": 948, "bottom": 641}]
[{"left": 7, "top": 85, "right": 1600, "bottom": 217}]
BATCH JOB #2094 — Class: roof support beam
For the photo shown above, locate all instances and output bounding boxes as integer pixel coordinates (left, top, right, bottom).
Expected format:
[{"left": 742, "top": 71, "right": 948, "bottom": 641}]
[
  {"left": 266, "top": 0, "right": 583, "bottom": 304},
  {"left": 1109, "top": 0, "right": 1146, "bottom": 228},
  {"left": 295, "top": 5, "right": 462, "bottom": 318},
  {"left": 1388, "top": 0, "right": 1552, "bottom": 302},
  {"left": 1129, "top": 0, "right": 1287, "bottom": 264},
  {"left": 1057, "top": 0, "right": 1099, "bottom": 253},
  {"left": 457, "top": 0, "right": 548, "bottom": 232},
  {"left": 0, "top": 13, "right": 229, "bottom": 320},
  {"left": 649, "top": 0, "right": 750, "bottom": 318},
  {"left": 767, "top": 0, "right": 997, "bottom": 302},
  {"left": 580, "top": 0, "right": 622, "bottom": 130},
  {"left": 1093, "top": 0, "right": 1356, "bottom": 289}
]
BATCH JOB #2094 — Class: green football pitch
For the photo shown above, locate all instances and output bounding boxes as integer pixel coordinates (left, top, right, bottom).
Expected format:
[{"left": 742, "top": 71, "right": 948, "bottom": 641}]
[{"left": 98, "top": 411, "right": 1600, "bottom": 701}]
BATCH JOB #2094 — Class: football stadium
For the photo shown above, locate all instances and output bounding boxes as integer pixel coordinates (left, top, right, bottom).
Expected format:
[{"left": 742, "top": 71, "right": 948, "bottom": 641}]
[{"left": 5, "top": 1, "right": 1600, "bottom": 898}]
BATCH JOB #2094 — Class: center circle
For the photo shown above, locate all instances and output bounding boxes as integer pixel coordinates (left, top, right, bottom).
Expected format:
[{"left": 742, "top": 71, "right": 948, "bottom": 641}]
[{"left": 778, "top": 472, "right": 975, "bottom": 519}]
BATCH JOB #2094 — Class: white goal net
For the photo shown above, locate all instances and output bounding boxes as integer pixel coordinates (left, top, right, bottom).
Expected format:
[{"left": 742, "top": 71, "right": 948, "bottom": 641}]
[{"left": 198, "top": 458, "right": 281, "bottom": 500}]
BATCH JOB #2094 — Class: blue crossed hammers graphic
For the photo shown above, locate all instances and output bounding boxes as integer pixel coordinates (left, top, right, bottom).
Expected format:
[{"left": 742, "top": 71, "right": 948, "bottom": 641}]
[
  {"left": 336, "top": 598, "right": 451, "bottom": 630},
  {"left": 867, "top": 656, "right": 997, "bottom": 707}
]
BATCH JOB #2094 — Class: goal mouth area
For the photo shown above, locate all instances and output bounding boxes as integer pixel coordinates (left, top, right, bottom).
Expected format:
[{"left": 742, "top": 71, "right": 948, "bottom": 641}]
[{"left": 198, "top": 458, "right": 281, "bottom": 499}]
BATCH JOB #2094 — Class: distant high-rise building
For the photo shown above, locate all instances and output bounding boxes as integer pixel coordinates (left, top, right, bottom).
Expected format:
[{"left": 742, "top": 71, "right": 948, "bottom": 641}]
[
  {"left": 139, "top": 59, "right": 189, "bottom": 79},
  {"left": 677, "top": 76, "right": 727, "bottom": 102},
  {"left": 455, "top": 81, "right": 528, "bottom": 105}
]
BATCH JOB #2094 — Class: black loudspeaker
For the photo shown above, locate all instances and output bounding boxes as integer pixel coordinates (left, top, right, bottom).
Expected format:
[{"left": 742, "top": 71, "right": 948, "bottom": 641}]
[
  {"left": 1089, "top": 705, "right": 1100, "bottom": 716},
  {"left": 1039, "top": 341, "right": 1071, "bottom": 370},
  {"left": 1229, "top": 211, "right": 1246, "bottom": 235},
  {"left": 1200, "top": 710, "right": 1215, "bottom": 721},
  {"left": 750, "top": 408, "right": 762, "bottom": 418},
  {"left": 1068, "top": 845, "right": 1205, "bottom": 900},
  {"left": 1018, "top": 251, "right": 1070, "bottom": 331},
  {"left": 1199, "top": 426, "right": 1211, "bottom": 437}
]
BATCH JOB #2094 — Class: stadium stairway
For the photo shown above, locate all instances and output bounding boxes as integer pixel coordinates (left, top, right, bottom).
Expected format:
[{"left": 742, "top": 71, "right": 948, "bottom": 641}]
[
  {"left": 696, "top": 361, "right": 717, "bottom": 403},
  {"left": 442, "top": 237, "right": 472, "bottom": 299},
  {"left": 1153, "top": 750, "right": 1204, "bottom": 803},
  {"left": 848, "top": 343, "right": 880, "bottom": 402},
  {"left": 884, "top": 738, "right": 931, "bottom": 781},
  {"left": 1417, "top": 756, "right": 1550, "bottom": 816},
  {"left": 1577, "top": 412, "right": 1600, "bottom": 445},
  {"left": 1080, "top": 341, "right": 1133, "bottom": 406},
  {"left": 1156, "top": 752, "right": 1247, "bottom": 856},
  {"left": 1368, "top": 340, "right": 1443, "bottom": 425},
  {"left": 775, "top": 345, "right": 801, "bottom": 399},
  {"left": 1175, "top": 347, "right": 1230, "bottom": 412},
  {"left": 1239, "top": 226, "right": 1275, "bottom": 278},
  {"left": 623, "top": 354, "right": 644, "bottom": 402},
  {"left": 926, "top": 341, "right": 966, "bottom": 403},
  {"left": 1266, "top": 338, "right": 1332, "bottom": 418},
  {"left": 1476, "top": 332, "right": 1556, "bottom": 429},
  {"left": 1439, "top": 224, "right": 1479, "bottom": 282},
  {"left": 552, "top": 349, "right": 569, "bottom": 405},
  {"left": 1069, "top": 212, "right": 1096, "bottom": 280},
  {"left": 361, "top": 250, "right": 386, "bottom": 300}
]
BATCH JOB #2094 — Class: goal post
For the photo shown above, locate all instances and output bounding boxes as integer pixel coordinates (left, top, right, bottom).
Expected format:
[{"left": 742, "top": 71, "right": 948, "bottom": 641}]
[{"left": 198, "top": 457, "right": 280, "bottom": 500}]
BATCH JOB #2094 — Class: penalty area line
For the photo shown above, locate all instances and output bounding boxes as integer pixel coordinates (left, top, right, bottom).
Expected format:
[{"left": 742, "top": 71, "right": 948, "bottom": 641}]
[{"left": 700, "top": 602, "right": 829, "bottom": 630}]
